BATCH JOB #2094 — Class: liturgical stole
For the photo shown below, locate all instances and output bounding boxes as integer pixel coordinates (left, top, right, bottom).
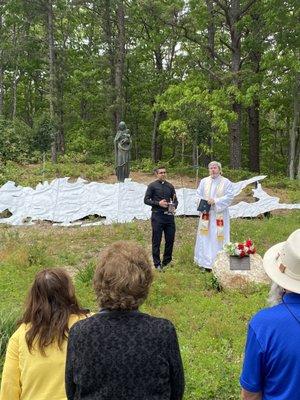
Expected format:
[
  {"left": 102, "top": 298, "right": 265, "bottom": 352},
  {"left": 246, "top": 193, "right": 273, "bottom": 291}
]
[{"left": 199, "top": 176, "right": 225, "bottom": 240}]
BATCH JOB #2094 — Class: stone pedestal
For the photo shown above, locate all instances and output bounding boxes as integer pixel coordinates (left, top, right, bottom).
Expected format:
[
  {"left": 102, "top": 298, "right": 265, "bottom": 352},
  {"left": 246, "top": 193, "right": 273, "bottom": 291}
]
[{"left": 212, "top": 251, "right": 270, "bottom": 290}]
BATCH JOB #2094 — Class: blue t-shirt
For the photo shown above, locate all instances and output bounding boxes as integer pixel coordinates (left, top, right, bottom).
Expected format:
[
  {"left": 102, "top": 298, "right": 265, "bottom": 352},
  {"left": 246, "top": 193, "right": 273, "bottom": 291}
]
[{"left": 240, "top": 293, "right": 300, "bottom": 400}]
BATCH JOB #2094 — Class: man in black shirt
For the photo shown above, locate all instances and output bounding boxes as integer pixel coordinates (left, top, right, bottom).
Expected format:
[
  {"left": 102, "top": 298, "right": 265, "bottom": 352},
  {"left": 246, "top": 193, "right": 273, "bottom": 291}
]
[{"left": 144, "top": 166, "right": 178, "bottom": 271}]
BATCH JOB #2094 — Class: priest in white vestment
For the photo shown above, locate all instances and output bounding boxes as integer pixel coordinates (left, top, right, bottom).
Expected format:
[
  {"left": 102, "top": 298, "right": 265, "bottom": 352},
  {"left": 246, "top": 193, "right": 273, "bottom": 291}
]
[{"left": 194, "top": 161, "right": 234, "bottom": 270}]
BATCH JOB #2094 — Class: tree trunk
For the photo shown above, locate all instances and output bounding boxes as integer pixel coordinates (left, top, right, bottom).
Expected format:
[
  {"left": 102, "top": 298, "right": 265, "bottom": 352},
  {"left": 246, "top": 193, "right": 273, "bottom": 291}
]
[
  {"left": 47, "top": 0, "right": 57, "bottom": 163},
  {"left": 0, "top": 60, "right": 3, "bottom": 118},
  {"left": 192, "top": 140, "right": 198, "bottom": 166},
  {"left": 229, "top": 0, "right": 242, "bottom": 169},
  {"left": 205, "top": 0, "right": 215, "bottom": 57},
  {"left": 247, "top": 12, "right": 262, "bottom": 172},
  {"left": 151, "top": 110, "right": 166, "bottom": 163},
  {"left": 103, "top": 0, "right": 116, "bottom": 130},
  {"left": 248, "top": 99, "right": 260, "bottom": 172},
  {"left": 156, "top": 143, "right": 163, "bottom": 161},
  {"left": 56, "top": 33, "right": 67, "bottom": 154},
  {"left": 58, "top": 106, "right": 65, "bottom": 154},
  {"left": 295, "top": 141, "right": 300, "bottom": 179},
  {"left": 12, "top": 23, "right": 19, "bottom": 119},
  {"left": 24, "top": 77, "right": 34, "bottom": 127},
  {"left": 202, "top": 0, "right": 257, "bottom": 168},
  {"left": 229, "top": 101, "right": 242, "bottom": 168},
  {"left": 205, "top": 0, "right": 216, "bottom": 165},
  {"left": 151, "top": 47, "right": 165, "bottom": 163},
  {"left": 114, "top": 0, "right": 125, "bottom": 130},
  {"left": 0, "top": 11, "right": 4, "bottom": 117},
  {"left": 181, "top": 138, "right": 184, "bottom": 163},
  {"left": 289, "top": 70, "right": 300, "bottom": 179},
  {"left": 12, "top": 66, "right": 18, "bottom": 119},
  {"left": 152, "top": 110, "right": 161, "bottom": 163}
]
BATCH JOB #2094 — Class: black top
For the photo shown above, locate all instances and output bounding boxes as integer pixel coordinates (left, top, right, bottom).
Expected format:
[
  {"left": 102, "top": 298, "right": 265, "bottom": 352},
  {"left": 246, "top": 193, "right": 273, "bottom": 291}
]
[
  {"left": 144, "top": 180, "right": 178, "bottom": 213},
  {"left": 65, "top": 310, "right": 184, "bottom": 400}
]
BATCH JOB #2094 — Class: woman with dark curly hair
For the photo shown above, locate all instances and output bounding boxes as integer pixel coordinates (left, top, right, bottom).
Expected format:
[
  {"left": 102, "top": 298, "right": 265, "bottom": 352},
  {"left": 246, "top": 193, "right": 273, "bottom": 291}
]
[
  {"left": 0, "top": 268, "right": 89, "bottom": 400},
  {"left": 66, "top": 241, "right": 184, "bottom": 400}
]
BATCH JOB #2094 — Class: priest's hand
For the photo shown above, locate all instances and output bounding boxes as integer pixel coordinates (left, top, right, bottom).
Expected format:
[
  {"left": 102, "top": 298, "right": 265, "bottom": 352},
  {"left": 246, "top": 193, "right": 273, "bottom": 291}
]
[
  {"left": 207, "top": 198, "right": 215, "bottom": 205},
  {"left": 159, "top": 199, "right": 169, "bottom": 208}
]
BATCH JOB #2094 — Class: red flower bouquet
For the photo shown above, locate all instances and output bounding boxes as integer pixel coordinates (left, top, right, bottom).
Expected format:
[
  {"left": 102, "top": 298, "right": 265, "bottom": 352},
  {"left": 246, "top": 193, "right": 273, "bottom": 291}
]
[{"left": 224, "top": 239, "right": 256, "bottom": 258}]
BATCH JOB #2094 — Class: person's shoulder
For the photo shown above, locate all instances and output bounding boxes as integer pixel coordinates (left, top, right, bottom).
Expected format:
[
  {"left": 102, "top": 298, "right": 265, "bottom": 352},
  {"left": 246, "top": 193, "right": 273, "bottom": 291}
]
[
  {"left": 6, "top": 323, "right": 26, "bottom": 349},
  {"left": 249, "top": 305, "right": 282, "bottom": 328},
  {"left": 69, "top": 313, "right": 98, "bottom": 335},
  {"left": 69, "top": 313, "right": 91, "bottom": 329},
  {"left": 220, "top": 175, "right": 230, "bottom": 183},
  {"left": 165, "top": 180, "right": 175, "bottom": 189},
  {"left": 221, "top": 176, "right": 232, "bottom": 185},
  {"left": 147, "top": 180, "right": 157, "bottom": 188},
  {"left": 197, "top": 176, "right": 208, "bottom": 188},
  {"left": 10, "top": 323, "right": 25, "bottom": 339},
  {"left": 200, "top": 176, "right": 210, "bottom": 183},
  {"left": 140, "top": 313, "right": 176, "bottom": 332}
]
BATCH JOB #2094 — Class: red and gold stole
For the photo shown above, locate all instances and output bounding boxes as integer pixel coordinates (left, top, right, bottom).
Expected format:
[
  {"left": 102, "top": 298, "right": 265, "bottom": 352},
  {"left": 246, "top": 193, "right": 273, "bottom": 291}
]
[{"left": 198, "top": 176, "right": 225, "bottom": 240}]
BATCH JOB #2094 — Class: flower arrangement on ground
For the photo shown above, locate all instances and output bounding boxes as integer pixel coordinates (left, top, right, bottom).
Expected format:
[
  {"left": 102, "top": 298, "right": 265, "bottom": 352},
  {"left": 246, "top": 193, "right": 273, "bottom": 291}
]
[{"left": 224, "top": 239, "right": 256, "bottom": 258}]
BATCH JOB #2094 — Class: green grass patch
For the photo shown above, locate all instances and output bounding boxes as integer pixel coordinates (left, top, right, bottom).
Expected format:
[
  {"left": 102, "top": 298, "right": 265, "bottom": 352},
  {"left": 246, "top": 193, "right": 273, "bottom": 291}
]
[
  {"left": 0, "top": 310, "right": 19, "bottom": 370},
  {"left": 0, "top": 212, "right": 299, "bottom": 398}
]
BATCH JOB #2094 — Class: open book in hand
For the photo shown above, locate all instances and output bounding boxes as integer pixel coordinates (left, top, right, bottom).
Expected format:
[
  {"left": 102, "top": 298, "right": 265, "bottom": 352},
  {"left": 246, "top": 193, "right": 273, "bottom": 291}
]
[{"left": 197, "top": 199, "right": 211, "bottom": 213}]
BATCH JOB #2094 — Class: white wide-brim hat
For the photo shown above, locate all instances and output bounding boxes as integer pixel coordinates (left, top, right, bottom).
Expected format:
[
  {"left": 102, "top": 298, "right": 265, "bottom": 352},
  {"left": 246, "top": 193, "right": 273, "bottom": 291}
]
[{"left": 263, "top": 229, "right": 300, "bottom": 293}]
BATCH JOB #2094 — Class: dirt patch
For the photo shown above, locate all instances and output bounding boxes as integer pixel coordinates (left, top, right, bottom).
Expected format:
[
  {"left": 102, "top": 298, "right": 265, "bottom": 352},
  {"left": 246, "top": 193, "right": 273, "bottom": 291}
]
[
  {"left": 98, "top": 171, "right": 198, "bottom": 188},
  {"left": 102, "top": 171, "right": 294, "bottom": 205}
]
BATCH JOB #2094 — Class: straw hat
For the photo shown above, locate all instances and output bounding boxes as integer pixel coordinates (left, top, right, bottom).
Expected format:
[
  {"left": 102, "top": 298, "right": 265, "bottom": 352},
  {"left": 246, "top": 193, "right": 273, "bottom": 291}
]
[{"left": 263, "top": 229, "right": 300, "bottom": 293}]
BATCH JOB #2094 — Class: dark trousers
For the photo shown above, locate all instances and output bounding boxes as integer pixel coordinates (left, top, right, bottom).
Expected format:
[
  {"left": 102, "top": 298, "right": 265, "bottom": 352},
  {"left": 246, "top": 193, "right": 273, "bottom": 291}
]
[{"left": 151, "top": 212, "right": 176, "bottom": 267}]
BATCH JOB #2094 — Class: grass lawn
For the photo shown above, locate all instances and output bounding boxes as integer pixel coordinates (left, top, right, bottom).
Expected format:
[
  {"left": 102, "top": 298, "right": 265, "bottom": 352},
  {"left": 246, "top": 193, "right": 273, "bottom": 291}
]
[{"left": 0, "top": 211, "right": 299, "bottom": 399}]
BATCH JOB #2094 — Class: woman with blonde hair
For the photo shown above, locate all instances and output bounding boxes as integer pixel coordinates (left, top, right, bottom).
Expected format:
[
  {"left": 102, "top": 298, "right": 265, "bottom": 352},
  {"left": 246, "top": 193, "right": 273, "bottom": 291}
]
[
  {"left": 66, "top": 241, "right": 184, "bottom": 400},
  {"left": 0, "top": 268, "right": 89, "bottom": 400}
]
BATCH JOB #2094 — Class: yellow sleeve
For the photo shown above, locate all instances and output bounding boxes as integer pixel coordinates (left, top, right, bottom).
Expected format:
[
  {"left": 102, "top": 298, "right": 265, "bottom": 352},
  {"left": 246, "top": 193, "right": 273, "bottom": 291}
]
[{"left": 0, "top": 329, "right": 21, "bottom": 400}]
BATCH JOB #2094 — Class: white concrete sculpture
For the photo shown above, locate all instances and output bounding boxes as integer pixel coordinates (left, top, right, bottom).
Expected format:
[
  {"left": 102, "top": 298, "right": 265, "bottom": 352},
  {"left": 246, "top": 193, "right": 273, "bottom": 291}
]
[{"left": 0, "top": 176, "right": 298, "bottom": 226}]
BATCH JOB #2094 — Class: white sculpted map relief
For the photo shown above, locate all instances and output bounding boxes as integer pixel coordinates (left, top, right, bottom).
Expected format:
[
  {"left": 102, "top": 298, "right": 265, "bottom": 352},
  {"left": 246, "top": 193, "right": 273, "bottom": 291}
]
[{"left": 0, "top": 175, "right": 299, "bottom": 226}]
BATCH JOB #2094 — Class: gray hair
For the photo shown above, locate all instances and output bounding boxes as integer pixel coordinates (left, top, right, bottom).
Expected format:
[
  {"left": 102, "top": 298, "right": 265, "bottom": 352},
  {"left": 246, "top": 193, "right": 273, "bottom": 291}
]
[
  {"left": 267, "top": 282, "right": 285, "bottom": 306},
  {"left": 208, "top": 161, "right": 222, "bottom": 174}
]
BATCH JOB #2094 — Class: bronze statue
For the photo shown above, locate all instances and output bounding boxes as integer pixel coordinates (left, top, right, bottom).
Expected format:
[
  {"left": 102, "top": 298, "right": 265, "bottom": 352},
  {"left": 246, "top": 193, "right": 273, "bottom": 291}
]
[{"left": 114, "top": 121, "right": 131, "bottom": 182}]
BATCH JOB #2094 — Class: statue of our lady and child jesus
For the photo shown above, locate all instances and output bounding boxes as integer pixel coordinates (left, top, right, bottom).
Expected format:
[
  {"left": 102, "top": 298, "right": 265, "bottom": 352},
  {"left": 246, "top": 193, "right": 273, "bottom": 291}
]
[{"left": 114, "top": 121, "right": 132, "bottom": 182}]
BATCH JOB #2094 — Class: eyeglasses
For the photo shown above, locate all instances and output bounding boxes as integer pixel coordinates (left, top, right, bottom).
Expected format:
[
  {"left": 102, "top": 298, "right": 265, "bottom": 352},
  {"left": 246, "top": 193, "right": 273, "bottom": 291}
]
[{"left": 157, "top": 171, "right": 166, "bottom": 174}]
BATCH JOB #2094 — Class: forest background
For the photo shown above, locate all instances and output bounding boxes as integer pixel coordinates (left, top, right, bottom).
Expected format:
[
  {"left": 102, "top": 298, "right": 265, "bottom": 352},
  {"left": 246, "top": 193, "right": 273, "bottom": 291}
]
[
  {"left": 1, "top": 2, "right": 300, "bottom": 399},
  {"left": 0, "top": 0, "right": 299, "bottom": 179}
]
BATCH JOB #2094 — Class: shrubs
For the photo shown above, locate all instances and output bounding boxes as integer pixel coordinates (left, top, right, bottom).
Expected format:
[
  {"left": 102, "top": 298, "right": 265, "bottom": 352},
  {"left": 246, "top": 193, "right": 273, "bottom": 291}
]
[
  {"left": 0, "top": 160, "right": 113, "bottom": 187},
  {"left": 0, "top": 118, "right": 33, "bottom": 163},
  {"left": 131, "top": 158, "right": 156, "bottom": 173},
  {"left": 32, "top": 114, "right": 55, "bottom": 154}
]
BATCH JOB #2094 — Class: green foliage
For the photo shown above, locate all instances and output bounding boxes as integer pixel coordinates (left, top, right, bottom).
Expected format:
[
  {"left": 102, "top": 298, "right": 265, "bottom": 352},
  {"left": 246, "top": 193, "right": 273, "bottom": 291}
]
[
  {"left": 0, "top": 0, "right": 299, "bottom": 177},
  {"left": 0, "top": 310, "right": 18, "bottom": 366},
  {"left": 27, "top": 241, "right": 49, "bottom": 267},
  {"left": 160, "top": 119, "right": 188, "bottom": 140},
  {"left": 0, "top": 161, "right": 113, "bottom": 187},
  {"left": 32, "top": 114, "right": 56, "bottom": 153},
  {"left": 0, "top": 118, "right": 33, "bottom": 163},
  {"left": 75, "top": 261, "right": 96, "bottom": 286},
  {"left": 131, "top": 158, "right": 156, "bottom": 173}
]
